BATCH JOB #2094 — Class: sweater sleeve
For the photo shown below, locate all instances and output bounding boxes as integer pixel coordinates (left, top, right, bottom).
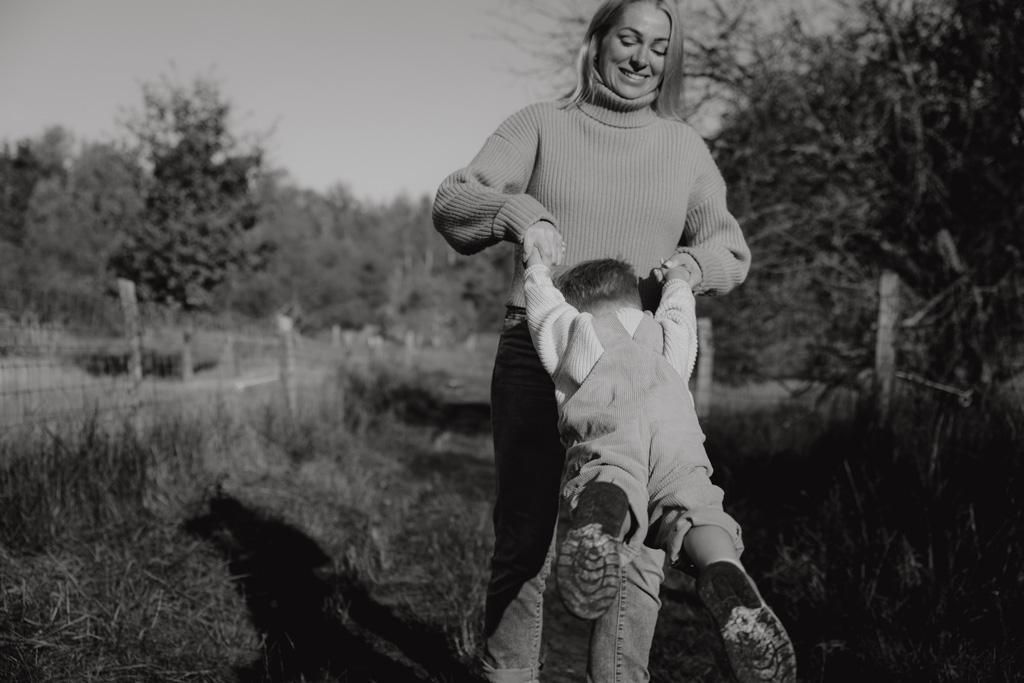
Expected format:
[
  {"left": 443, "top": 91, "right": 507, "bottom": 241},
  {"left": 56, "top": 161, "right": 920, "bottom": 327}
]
[
  {"left": 523, "top": 264, "right": 606, "bottom": 396},
  {"left": 674, "top": 137, "right": 751, "bottom": 296},
  {"left": 523, "top": 264, "right": 580, "bottom": 378},
  {"left": 655, "top": 279, "right": 699, "bottom": 382},
  {"left": 432, "top": 108, "right": 556, "bottom": 255}
]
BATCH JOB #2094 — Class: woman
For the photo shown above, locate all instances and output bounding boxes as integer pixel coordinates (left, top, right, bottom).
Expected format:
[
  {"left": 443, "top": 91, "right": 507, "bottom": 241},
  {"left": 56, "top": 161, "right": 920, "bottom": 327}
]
[{"left": 433, "top": 1, "right": 753, "bottom": 681}]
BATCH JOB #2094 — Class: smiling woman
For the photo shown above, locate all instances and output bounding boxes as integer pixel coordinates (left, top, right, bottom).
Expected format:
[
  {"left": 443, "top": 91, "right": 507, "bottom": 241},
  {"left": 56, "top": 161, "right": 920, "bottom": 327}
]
[
  {"left": 596, "top": 3, "right": 671, "bottom": 101},
  {"left": 431, "top": 1, "right": 761, "bottom": 682},
  {"left": 565, "top": 0, "right": 686, "bottom": 121}
]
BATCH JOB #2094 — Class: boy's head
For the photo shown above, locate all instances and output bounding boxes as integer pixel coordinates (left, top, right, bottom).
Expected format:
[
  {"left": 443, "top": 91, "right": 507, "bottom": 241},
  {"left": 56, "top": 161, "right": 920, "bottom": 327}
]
[{"left": 554, "top": 258, "right": 642, "bottom": 313}]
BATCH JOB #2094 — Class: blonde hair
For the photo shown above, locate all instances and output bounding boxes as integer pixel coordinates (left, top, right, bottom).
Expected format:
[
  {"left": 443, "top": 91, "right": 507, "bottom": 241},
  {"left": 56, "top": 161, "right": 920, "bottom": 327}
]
[
  {"left": 554, "top": 258, "right": 642, "bottom": 311},
  {"left": 563, "top": 0, "right": 686, "bottom": 121}
]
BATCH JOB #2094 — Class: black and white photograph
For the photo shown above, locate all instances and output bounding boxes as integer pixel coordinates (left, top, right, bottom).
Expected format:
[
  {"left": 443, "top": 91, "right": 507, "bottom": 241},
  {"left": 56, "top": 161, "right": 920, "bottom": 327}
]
[{"left": 1, "top": 1, "right": 1022, "bottom": 681}]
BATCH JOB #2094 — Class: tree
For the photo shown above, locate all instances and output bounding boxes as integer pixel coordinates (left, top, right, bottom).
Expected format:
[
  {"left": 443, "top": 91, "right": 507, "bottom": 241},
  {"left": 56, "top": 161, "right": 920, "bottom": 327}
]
[
  {"left": 25, "top": 142, "right": 144, "bottom": 293},
  {"left": 705, "top": 0, "right": 1024, "bottom": 386},
  {"left": 225, "top": 173, "right": 511, "bottom": 339},
  {"left": 0, "top": 127, "right": 73, "bottom": 248},
  {"left": 109, "top": 74, "right": 268, "bottom": 310}
]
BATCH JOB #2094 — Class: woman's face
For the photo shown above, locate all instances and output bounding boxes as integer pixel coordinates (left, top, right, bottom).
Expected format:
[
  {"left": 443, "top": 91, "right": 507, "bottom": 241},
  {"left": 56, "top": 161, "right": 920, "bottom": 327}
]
[{"left": 597, "top": 2, "right": 671, "bottom": 100}]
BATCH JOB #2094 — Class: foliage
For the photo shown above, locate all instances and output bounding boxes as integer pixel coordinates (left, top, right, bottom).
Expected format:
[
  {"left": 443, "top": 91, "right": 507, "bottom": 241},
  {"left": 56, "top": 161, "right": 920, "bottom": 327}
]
[
  {"left": 697, "top": 0, "right": 1024, "bottom": 386},
  {"left": 0, "top": 129, "right": 70, "bottom": 248},
  {"left": 0, "top": 128, "right": 77, "bottom": 296},
  {"left": 1, "top": 115, "right": 511, "bottom": 341},
  {"left": 224, "top": 177, "right": 512, "bottom": 338},
  {"left": 25, "top": 141, "right": 145, "bottom": 293},
  {"left": 108, "top": 75, "right": 269, "bottom": 311}
]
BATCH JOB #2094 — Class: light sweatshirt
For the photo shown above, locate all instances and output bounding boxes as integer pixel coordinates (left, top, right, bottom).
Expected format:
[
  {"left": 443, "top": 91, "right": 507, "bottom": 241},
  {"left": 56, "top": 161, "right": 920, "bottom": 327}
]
[
  {"left": 522, "top": 264, "right": 698, "bottom": 407},
  {"left": 522, "top": 264, "right": 742, "bottom": 561},
  {"left": 432, "top": 82, "right": 750, "bottom": 310}
]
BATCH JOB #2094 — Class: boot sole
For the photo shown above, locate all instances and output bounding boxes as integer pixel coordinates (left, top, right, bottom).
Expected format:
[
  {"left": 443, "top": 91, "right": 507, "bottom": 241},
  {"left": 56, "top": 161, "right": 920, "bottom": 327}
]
[
  {"left": 556, "top": 523, "right": 621, "bottom": 620},
  {"left": 696, "top": 562, "right": 798, "bottom": 683}
]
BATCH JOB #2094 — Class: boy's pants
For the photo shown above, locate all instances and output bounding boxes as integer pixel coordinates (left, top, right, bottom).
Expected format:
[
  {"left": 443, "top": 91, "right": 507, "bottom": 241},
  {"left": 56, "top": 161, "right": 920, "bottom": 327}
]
[
  {"left": 558, "top": 310, "right": 743, "bottom": 567},
  {"left": 482, "top": 309, "right": 665, "bottom": 683}
]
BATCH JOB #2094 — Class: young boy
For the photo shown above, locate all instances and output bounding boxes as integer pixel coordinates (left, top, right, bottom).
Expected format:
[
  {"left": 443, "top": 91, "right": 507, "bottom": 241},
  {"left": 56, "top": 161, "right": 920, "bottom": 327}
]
[{"left": 523, "top": 249, "right": 797, "bottom": 683}]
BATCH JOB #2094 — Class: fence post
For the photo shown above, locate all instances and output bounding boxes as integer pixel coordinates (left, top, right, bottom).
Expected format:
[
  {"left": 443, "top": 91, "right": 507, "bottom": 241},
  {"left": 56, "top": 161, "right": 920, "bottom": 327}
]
[
  {"left": 221, "top": 334, "right": 237, "bottom": 377},
  {"left": 117, "top": 279, "right": 143, "bottom": 387},
  {"left": 695, "top": 317, "right": 714, "bottom": 419},
  {"left": 875, "top": 270, "right": 900, "bottom": 424},
  {"left": 277, "top": 314, "right": 297, "bottom": 415},
  {"left": 404, "top": 330, "right": 416, "bottom": 367},
  {"left": 181, "top": 325, "right": 194, "bottom": 381}
]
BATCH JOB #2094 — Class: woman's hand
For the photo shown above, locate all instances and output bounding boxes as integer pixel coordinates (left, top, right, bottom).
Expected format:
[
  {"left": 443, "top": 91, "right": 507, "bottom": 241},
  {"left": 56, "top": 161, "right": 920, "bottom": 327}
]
[
  {"left": 523, "top": 220, "right": 565, "bottom": 268},
  {"left": 654, "top": 253, "right": 702, "bottom": 288}
]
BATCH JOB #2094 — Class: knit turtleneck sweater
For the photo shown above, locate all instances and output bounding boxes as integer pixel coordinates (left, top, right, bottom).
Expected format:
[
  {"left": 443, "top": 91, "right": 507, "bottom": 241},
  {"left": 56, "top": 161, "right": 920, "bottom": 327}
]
[{"left": 432, "top": 82, "right": 751, "bottom": 310}]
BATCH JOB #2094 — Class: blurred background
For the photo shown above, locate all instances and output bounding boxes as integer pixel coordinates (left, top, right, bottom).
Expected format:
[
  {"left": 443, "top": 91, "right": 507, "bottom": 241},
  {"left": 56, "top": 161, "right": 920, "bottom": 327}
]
[{"left": 2, "top": 0, "right": 1020, "bottom": 402}]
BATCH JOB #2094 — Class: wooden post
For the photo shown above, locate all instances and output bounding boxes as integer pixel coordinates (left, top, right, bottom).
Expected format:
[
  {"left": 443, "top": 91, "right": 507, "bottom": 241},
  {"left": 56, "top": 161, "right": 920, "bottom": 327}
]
[
  {"left": 277, "top": 314, "right": 297, "bottom": 415},
  {"left": 221, "top": 334, "right": 237, "bottom": 377},
  {"left": 181, "top": 326, "right": 194, "bottom": 381},
  {"left": 695, "top": 317, "right": 714, "bottom": 419},
  {"left": 117, "top": 279, "right": 143, "bottom": 386},
  {"left": 875, "top": 270, "right": 900, "bottom": 424},
  {"left": 404, "top": 330, "right": 416, "bottom": 367}
]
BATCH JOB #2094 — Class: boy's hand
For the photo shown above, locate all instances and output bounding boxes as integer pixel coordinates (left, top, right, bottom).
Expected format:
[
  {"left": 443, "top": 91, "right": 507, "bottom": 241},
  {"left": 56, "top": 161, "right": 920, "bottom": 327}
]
[
  {"left": 525, "top": 247, "right": 547, "bottom": 268},
  {"left": 523, "top": 220, "right": 564, "bottom": 268},
  {"left": 662, "top": 265, "right": 694, "bottom": 282},
  {"left": 653, "top": 253, "right": 701, "bottom": 288}
]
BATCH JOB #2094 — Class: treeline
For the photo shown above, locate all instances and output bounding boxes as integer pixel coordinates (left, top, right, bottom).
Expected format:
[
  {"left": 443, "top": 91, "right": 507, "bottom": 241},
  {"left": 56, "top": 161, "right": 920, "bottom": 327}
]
[
  {"left": 227, "top": 181, "right": 512, "bottom": 339},
  {"left": 0, "top": 90, "right": 512, "bottom": 342}
]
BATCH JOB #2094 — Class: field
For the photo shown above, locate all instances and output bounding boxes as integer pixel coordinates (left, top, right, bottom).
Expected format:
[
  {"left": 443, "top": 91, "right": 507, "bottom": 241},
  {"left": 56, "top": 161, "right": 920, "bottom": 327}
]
[{"left": 1, "top": 340, "right": 1022, "bottom": 682}]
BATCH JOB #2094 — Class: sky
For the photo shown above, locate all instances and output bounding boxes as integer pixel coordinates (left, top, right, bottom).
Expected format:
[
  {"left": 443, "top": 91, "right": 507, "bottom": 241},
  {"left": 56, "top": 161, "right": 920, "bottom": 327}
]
[{"left": 0, "top": 0, "right": 554, "bottom": 202}]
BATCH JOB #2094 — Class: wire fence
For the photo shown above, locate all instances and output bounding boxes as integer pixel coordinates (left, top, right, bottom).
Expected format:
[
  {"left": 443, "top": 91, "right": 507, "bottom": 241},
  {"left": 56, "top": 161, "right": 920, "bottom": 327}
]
[
  {"left": 693, "top": 267, "right": 1024, "bottom": 417},
  {"left": 3, "top": 270, "right": 1021, "bottom": 432},
  {"left": 0, "top": 283, "right": 345, "bottom": 433}
]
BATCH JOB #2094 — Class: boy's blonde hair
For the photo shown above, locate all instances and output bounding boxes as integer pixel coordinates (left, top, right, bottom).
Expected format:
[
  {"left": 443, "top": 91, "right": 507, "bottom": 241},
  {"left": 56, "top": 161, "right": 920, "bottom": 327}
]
[{"left": 554, "top": 258, "right": 642, "bottom": 312}]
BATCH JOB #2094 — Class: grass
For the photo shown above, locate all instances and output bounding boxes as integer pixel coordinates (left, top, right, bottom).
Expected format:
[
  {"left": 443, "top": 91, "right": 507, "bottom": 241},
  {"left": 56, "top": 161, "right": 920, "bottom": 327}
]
[
  {"left": 1, "top": 354, "right": 1022, "bottom": 682},
  {"left": 701, "top": 391, "right": 1024, "bottom": 682},
  {"left": 0, "top": 524, "right": 257, "bottom": 682},
  {"left": 1, "top": 359, "right": 495, "bottom": 681},
  {"left": 0, "top": 410, "right": 257, "bottom": 682}
]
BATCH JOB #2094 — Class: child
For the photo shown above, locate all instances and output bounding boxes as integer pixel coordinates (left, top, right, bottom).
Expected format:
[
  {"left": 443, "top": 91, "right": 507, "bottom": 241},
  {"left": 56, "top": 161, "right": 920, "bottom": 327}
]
[{"left": 523, "top": 249, "right": 797, "bottom": 683}]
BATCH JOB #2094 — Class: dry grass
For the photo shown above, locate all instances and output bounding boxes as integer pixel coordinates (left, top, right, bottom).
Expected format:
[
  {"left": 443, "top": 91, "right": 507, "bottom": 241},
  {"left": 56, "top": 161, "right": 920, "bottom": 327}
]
[
  {"left": 0, "top": 525, "right": 257, "bottom": 682},
  {"left": 0, "top": 406, "right": 262, "bottom": 682},
  {"left": 0, "top": 356, "right": 495, "bottom": 682}
]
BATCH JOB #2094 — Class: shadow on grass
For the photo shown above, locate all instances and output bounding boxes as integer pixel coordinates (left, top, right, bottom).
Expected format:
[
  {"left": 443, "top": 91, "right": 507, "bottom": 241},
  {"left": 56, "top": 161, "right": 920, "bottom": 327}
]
[
  {"left": 184, "top": 495, "right": 441, "bottom": 683},
  {"left": 406, "top": 448, "right": 495, "bottom": 502},
  {"left": 403, "top": 399, "right": 493, "bottom": 436}
]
